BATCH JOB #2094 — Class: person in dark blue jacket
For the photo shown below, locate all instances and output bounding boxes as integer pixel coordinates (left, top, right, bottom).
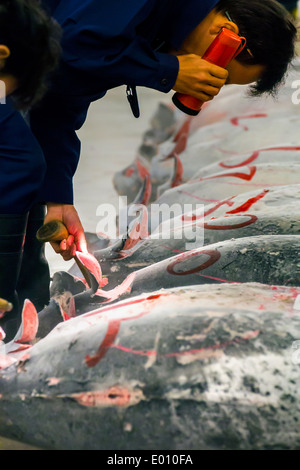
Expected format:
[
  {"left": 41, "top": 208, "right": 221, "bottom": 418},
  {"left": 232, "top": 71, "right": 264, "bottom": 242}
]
[
  {"left": 0, "top": 0, "right": 297, "bottom": 340},
  {"left": 31, "top": 0, "right": 297, "bottom": 263},
  {"left": 0, "top": 0, "right": 61, "bottom": 341}
]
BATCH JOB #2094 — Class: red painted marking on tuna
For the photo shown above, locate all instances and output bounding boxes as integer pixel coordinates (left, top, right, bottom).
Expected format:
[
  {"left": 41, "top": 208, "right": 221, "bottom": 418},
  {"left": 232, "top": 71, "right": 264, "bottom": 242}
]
[
  {"left": 189, "top": 166, "right": 257, "bottom": 184},
  {"left": 85, "top": 293, "right": 169, "bottom": 367},
  {"left": 220, "top": 151, "right": 260, "bottom": 169},
  {"left": 167, "top": 249, "right": 221, "bottom": 276},
  {"left": 124, "top": 166, "right": 135, "bottom": 178},
  {"left": 172, "top": 134, "right": 188, "bottom": 155},
  {"left": 195, "top": 273, "right": 238, "bottom": 283},
  {"left": 136, "top": 159, "right": 150, "bottom": 181},
  {"left": 171, "top": 154, "right": 184, "bottom": 188},
  {"left": 226, "top": 190, "right": 269, "bottom": 214},
  {"left": 112, "top": 345, "right": 156, "bottom": 357},
  {"left": 161, "top": 246, "right": 234, "bottom": 283},
  {"left": 173, "top": 117, "right": 192, "bottom": 144},
  {"left": 113, "top": 330, "right": 260, "bottom": 359},
  {"left": 182, "top": 197, "right": 235, "bottom": 222},
  {"left": 201, "top": 214, "right": 258, "bottom": 230},
  {"left": 141, "top": 175, "right": 152, "bottom": 206},
  {"left": 84, "top": 293, "right": 168, "bottom": 320},
  {"left": 86, "top": 319, "right": 121, "bottom": 368},
  {"left": 204, "top": 166, "right": 257, "bottom": 182},
  {"left": 230, "top": 114, "right": 267, "bottom": 131},
  {"left": 219, "top": 146, "right": 300, "bottom": 169}
]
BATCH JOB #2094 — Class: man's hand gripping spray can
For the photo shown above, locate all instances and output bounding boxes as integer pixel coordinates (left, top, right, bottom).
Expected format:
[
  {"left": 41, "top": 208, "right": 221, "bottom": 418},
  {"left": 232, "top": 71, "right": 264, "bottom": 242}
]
[{"left": 172, "top": 28, "right": 246, "bottom": 116}]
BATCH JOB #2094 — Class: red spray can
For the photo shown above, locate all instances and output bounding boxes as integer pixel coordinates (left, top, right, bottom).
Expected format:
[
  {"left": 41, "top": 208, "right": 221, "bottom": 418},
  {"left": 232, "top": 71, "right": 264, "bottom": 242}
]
[{"left": 172, "top": 28, "right": 246, "bottom": 116}]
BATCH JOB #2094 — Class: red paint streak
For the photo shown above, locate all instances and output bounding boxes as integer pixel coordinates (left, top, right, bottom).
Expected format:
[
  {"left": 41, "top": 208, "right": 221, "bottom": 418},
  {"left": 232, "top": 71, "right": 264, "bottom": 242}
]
[
  {"left": 73, "top": 387, "right": 131, "bottom": 408},
  {"left": 162, "top": 246, "right": 236, "bottom": 284},
  {"left": 203, "top": 166, "right": 257, "bottom": 182},
  {"left": 183, "top": 197, "right": 235, "bottom": 222},
  {"left": 226, "top": 190, "right": 269, "bottom": 214},
  {"left": 113, "top": 330, "right": 260, "bottom": 359},
  {"left": 202, "top": 214, "right": 258, "bottom": 230},
  {"left": 141, "top": 175, "right": 152, "bottom": 206},
  {"left": 195, "top": 273, "right": 238, "bottom": 284},
  {"left": 161, "top": 246, "right": 184, "bottom": 254},
  {"left": 136, "top": 159, "right": 150, "bottom": 180},
  {"left": 172, "top": 134, "right": 188, "bottom": 155},
  {"left": 219, "top": 146, "right": 300, "bottom": 169},
  {"left": 162, "top": 153, "right": 184, "bottom": 188},
  {"left": 189, "top": 166, "right": 257, "bottom": 184},
  {"left": 112, "top": 344, "right": 156, "bottom": 357},
  {"left": 230, "top": 114, "right": 267, "bottom": 131},
  {"left": 125, "top": 166, "right": 135, "bottom": 178},
  {"left": 171, "top": 154, "right": 184, "bottom": 188},
  {"left": 220, "top": 151, "right": 260, "bottom": 169},
  {"left": 86, "top": 319, "right": 121, "bottom": 368},
  {"left": 84, "top": 293, "right": 168, "bottom": 319},
  {"left": 85, "top": 294, "right": 168, "bottom": 368},
  {"left": 167, "top": 249, "right": 221, "bottom": 276}
]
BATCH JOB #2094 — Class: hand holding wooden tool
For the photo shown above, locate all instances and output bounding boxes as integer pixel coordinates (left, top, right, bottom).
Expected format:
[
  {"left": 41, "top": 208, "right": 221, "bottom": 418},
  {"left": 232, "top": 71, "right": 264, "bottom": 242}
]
[{"left": 36, "top": 220, "right": 92, "bottom": 288}]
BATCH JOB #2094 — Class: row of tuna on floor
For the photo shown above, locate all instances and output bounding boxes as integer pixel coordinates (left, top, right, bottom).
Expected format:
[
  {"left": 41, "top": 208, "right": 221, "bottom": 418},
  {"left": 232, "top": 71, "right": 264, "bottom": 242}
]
[{"left": 0, "top": 59, "right": 299, "bottom": 450}]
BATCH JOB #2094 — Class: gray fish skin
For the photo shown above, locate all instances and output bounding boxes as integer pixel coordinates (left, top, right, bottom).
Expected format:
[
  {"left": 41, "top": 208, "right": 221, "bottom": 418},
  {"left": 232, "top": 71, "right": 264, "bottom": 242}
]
[
  {"left": 0, "top": 284, "right": 299, "bottom": 450},
  {"left": 90, "top": 185, "right": 300, "bottom": 286},
  {"left": 52, "top": 235, "right": 300, "bottom": 318},
  {"left": 147, "top": 164, "right": 300, "bottom": 231},
  {"left": 95, "top": 215, "right": 300, "bottom": 290},
  {"left": 121, "top": 235, "right": 300, "bottom": 299}
]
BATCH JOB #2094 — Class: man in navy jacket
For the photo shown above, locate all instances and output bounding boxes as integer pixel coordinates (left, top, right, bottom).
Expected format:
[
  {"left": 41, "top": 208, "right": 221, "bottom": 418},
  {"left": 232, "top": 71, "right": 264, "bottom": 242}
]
[{"left": 31, "top": 0, "right": 296, "bottom": 261}]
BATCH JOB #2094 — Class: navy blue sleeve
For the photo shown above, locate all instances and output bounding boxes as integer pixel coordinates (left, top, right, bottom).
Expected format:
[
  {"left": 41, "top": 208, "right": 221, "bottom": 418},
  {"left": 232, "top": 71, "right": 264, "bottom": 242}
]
[
  {"left": 56, "top": 0, "right": 180, "bottom": 94},
  {"left": 30, "top": 91, "right": 91, "bottom": 205},
  {"left": 0, "top": 99, "right": 46, "bottom": 214},
  {"left": 31, "top": 0, "right": 180, "bottom": 204}
]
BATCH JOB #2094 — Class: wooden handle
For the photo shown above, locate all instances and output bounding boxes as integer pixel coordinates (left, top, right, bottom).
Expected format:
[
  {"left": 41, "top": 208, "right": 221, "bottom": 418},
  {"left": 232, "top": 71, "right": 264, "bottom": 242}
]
[
  {"left": 36, "top": 220, "right": 93, "bottom": 288},
  {"left": 0, "top": 298, "right": 13, "bottom": 312},
  {"left": 36, "top": 220, "right": 69, "bottom": 243}
]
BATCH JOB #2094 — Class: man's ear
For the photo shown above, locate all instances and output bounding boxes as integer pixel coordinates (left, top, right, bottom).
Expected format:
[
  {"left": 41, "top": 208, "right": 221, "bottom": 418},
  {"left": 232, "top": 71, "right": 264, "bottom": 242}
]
[
  {"left": 0, "top": 45, "right": 11, "bottom": 69},
  {"left": 209, "top": 15, "right": 239, "bottom": 36}
]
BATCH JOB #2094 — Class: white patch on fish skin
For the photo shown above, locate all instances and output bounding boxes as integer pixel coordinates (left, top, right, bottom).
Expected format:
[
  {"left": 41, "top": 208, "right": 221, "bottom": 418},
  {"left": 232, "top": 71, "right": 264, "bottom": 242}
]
[
  {"left": 293, "top": 295, "right": 300, "bottom": 311},
  {"left": 144, "top": 331, "right": 161, "bottom": 369}
]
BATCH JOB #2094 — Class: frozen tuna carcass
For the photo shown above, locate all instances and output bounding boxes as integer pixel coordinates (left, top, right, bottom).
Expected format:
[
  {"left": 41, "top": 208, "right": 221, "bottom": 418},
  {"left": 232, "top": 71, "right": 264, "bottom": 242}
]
[{"left": 0, "top": 283, "right": 300, "bottom": 450}]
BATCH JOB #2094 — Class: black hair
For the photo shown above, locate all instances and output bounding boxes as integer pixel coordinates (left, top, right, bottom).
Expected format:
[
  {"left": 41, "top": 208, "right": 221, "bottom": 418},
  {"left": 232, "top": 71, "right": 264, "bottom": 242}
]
[
  {"left": 215, "top": 0, "right": 298, "bottom": 96},
  {"left": 0, "top": 0, "right": 61, "bottom": 109}
]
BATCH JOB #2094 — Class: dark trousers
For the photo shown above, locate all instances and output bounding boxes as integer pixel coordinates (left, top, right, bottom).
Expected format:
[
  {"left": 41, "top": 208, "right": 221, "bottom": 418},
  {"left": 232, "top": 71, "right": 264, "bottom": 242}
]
[{"left": 0, "top": 204, "right": 50, "bottom": 342}]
